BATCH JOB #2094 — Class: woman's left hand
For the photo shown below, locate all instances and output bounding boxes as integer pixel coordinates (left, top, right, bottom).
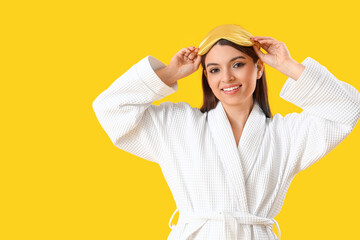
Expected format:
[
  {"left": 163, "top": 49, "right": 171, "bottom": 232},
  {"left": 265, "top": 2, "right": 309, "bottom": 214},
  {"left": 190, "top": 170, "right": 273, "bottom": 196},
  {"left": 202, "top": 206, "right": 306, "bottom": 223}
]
[
  {"left": 250, "top": 36, "right": 292, "bottom": 70},
  {"left": 250, "top": 36, "right": 305, "bottom": 80}
]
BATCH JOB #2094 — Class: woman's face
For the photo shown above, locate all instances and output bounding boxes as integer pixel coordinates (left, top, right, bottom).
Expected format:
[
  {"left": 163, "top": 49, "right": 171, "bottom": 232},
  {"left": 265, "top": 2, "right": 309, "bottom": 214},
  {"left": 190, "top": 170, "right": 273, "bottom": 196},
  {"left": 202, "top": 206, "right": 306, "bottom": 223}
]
[{"left": 204, "top": 44, "right": 263, "bottom": 107}]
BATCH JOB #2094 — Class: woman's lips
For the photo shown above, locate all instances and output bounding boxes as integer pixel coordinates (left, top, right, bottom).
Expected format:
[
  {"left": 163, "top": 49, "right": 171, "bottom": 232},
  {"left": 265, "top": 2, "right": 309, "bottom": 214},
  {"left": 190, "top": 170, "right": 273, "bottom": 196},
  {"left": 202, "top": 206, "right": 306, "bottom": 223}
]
[{"left": 222, "top": 85, "right": 241, "bottom": 94}]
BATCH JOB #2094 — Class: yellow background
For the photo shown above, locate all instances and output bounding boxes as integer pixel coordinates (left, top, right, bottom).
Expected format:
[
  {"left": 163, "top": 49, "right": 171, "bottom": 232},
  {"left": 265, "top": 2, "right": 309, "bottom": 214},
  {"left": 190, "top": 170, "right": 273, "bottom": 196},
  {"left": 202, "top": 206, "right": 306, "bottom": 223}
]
[{"left": 1, "top": 0, "right": 359, "bottom": 239}]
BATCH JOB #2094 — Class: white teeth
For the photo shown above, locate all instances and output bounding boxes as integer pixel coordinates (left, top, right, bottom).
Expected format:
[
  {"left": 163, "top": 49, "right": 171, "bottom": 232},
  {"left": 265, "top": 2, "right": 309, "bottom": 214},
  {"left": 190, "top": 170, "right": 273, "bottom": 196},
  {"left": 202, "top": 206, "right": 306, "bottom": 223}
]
[{"left": 223, "top": 85, "right": 240, "bottom": 91}]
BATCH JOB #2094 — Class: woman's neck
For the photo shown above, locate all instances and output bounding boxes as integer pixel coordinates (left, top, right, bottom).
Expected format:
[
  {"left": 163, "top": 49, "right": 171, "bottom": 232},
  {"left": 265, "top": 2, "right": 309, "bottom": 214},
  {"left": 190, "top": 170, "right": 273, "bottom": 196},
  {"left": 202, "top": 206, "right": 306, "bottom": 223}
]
[{"left": 222, "top": 98, "right": 254, "bottom": 129}]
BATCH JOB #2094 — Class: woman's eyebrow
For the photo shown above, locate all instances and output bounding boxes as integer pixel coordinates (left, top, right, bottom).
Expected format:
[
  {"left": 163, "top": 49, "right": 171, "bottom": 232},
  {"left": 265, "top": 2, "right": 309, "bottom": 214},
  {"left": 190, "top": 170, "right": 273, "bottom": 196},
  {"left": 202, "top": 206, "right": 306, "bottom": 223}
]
[{"left": 206, "top": 56, "right": 246, "bottom": 68}]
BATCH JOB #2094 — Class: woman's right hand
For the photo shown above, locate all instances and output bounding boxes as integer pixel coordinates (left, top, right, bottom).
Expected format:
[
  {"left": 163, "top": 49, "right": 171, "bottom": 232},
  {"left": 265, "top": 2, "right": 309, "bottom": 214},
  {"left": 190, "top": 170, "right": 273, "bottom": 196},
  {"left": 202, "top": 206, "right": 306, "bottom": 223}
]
[
  {"left": 155, "top": 46, "right": 201, "bottom": 86},
  {"left": 167, "top": 46, "right": 202, "bottom": 81}
]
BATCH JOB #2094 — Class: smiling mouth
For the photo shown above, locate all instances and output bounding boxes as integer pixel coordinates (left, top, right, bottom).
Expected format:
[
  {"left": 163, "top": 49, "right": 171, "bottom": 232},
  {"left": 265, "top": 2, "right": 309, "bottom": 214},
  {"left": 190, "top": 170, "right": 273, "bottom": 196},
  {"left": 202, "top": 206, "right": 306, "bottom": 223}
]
[{"left": 221, "top": 84, "right": 242, "bottom": 91}]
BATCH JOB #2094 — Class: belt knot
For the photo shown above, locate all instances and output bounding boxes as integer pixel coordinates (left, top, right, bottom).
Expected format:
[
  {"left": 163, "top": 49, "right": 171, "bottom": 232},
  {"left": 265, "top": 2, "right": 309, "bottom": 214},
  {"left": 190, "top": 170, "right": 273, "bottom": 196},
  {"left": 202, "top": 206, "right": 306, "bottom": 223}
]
[{"left": 169, "top": 208, "right": 281, "bottom": 240}]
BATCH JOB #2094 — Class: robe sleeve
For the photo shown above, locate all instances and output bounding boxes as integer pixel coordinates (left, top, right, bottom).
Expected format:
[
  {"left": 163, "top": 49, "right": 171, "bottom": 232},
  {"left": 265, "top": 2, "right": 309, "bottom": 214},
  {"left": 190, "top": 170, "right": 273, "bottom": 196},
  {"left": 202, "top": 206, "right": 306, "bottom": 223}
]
[
  {"left": 92, "top": 55, "right": 178, "bottom": 164},
  {"left": 279, "top": 57, "right": 360, "bottom": 174}
]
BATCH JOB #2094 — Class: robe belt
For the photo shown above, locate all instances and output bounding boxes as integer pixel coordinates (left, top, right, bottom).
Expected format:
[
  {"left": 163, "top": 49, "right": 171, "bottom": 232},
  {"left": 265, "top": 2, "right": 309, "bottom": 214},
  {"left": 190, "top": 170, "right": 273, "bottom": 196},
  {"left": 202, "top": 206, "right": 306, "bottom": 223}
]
[{"left": 169, "top": 208, "right": 281, "bottom": 240}]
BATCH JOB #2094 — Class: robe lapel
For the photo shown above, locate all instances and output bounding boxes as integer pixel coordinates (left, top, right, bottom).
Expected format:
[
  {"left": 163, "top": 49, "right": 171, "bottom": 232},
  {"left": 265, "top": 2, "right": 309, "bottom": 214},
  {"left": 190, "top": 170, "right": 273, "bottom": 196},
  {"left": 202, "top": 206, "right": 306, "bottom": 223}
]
[
  {"left": 207, "top": 100, "right": 266, "bottom": 212},
  {"left": 237, "top": 101, "right": 267, "bottom": 182}
]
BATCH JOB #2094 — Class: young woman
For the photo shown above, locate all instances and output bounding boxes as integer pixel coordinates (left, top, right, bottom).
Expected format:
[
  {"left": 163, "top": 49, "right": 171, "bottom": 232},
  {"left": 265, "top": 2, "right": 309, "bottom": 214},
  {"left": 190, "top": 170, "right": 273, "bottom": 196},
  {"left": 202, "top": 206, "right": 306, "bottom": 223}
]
[{"left": 92, "top": 24, "right": 360, "bottom": 240}]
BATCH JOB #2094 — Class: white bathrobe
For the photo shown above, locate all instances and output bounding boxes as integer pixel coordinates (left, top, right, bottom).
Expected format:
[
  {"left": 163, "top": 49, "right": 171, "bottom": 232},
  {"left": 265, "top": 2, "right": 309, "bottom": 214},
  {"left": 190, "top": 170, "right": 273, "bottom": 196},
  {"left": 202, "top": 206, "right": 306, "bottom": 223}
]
[{"left": 92, "top": 55, "right": 360, "bottom": 240}]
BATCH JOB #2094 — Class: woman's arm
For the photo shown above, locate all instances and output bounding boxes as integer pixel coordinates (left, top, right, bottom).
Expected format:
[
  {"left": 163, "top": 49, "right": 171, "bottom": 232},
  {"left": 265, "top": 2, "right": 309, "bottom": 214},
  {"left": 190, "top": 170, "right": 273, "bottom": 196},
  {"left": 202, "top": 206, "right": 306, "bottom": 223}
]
[
  {"left": 154, "top": 66, "right": 178, "bottom": 87},
  {"left": 92, "top": 47, "right": 201, "bottom": 165},
  {"left": 92, "top": 55, "right": 178, "bottom": 164},
  {"left": 278, "top": 57, "right": 360, "bottom": 174},
  {"left": 277, "top": 57, "right": 306, "bottom": 81},
  {"left": 251, "top": 36, "right": 360, "bottom": 174}
]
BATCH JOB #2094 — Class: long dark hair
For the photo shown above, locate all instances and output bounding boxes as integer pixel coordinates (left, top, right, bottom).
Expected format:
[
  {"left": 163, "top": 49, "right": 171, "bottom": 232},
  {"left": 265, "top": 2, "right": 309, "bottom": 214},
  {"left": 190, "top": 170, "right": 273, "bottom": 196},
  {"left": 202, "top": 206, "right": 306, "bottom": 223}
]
[{"left": 199, "top": 39, "right": 272, "bottom": 118}]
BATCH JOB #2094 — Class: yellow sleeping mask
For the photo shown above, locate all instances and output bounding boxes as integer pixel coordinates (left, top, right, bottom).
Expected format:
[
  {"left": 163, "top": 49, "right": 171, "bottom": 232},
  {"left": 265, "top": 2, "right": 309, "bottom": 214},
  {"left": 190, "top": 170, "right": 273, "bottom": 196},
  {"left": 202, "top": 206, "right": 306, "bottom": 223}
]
[{"left": 197, "top": 24, "right": 259, "bottom": 56}]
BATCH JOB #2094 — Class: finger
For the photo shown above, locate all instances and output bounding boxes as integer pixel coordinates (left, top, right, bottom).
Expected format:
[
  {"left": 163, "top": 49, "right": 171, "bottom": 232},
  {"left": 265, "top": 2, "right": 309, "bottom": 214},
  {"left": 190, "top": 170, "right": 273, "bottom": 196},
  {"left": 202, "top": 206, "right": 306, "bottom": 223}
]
[
  {"left": 256, "top": 40, "right": 273, "bottom": 50},
  {"left": 257, "top": 39, "right": 282, "bottom": 52},
  {"left": 186, "top": 47, "right": 198, "bottom": 58},
  {"left": 252, "top": 44, "right": 265, "bottom": 59},
  {"left": 184, "top": 49, "right": 191, "bottom": 57},
  {"left": 251, "top": 36, "right": 275, "bottom": 40},
  {"left": 257, "top": 39, "right": 274, "bottom": 43},
  {"left": 257, "top": 44, "right": 270, "bottom": 53},
  {"left": 181, "top": 46, "right": 193, "bottom": 52},
  {"left": 179, "top": 48, "right": 189, "bottom": 55},
  {"left": 194, "top": 53, "right": 202, "bottom": 67},
  {"left": 252, "top": 37, "right": 281, "bottom": 48},
  {"left": 252, "top": 41, "right": 261, "bottom": 49},
  {"left": 186, "top": 46, "right": 195, "bottom": 53},
  {"left": 253, "top": 39, "right": 275, "bottom": 47},
  {"left": 188, "top": 52, "right": 196, "bottom": 60},
  {"left": 188, "top": 48, "right": 199, "bottom": 60}
]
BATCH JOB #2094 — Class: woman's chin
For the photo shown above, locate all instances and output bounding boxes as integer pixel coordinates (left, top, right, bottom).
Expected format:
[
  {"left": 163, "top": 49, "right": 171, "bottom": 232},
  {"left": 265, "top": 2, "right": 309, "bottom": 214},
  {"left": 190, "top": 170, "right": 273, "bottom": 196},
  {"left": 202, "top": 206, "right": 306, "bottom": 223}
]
[{"left": 220, "top": 96, "right": 252, "bottom": 107}]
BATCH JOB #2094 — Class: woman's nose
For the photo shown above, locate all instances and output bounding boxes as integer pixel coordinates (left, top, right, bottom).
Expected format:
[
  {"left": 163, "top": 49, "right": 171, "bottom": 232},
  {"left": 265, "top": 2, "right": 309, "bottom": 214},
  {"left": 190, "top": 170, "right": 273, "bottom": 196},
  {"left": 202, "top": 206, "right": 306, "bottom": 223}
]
[{"left": 222, "top": 70, "right": 235, "bottom": 82}]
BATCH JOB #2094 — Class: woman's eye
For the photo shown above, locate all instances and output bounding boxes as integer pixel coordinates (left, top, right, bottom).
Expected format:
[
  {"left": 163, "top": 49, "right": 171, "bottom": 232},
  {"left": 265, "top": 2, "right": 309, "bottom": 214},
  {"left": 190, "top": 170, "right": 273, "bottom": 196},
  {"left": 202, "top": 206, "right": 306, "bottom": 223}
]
[
  {"left": 234, "top": 62, "right": 245, "bottom": 68},
  {"left": 209, "top": 63, "right": 245, "bottom": 74}
]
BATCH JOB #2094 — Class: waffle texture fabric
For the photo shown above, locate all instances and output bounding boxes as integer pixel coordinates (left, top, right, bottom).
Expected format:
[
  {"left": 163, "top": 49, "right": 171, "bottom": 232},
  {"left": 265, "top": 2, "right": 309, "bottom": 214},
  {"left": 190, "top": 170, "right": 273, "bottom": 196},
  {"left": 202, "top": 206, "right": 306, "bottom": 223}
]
[{"left": 92, "top": 55, "right": 360, "bottom": 240}]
